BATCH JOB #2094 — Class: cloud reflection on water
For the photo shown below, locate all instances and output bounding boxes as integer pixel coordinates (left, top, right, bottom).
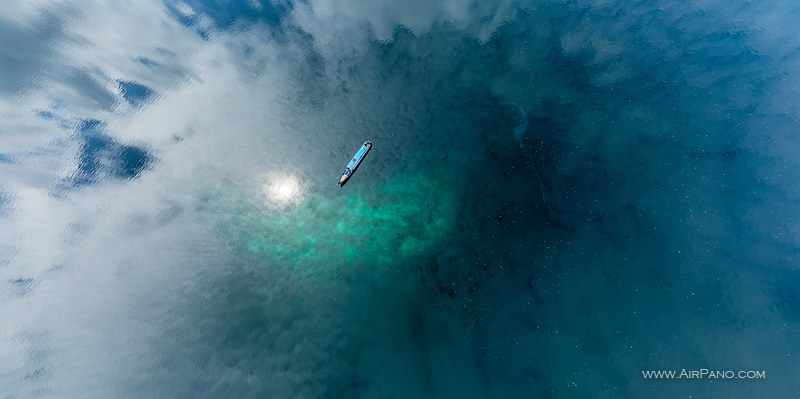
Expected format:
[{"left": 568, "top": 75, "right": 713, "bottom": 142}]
[{"left": 2, "top": 0, "right": 800, "bottom": 398}]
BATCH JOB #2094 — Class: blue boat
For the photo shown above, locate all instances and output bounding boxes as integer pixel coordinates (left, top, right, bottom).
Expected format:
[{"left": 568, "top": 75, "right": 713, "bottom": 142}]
[{"left": 338, "top": 140, "right": 372, "bottom": 186}]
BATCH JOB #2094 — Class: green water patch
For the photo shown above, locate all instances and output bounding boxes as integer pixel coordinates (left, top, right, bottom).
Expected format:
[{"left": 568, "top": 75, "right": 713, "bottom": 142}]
[{"left": 199, "top": 165, "right": 461, "bottom": 279}]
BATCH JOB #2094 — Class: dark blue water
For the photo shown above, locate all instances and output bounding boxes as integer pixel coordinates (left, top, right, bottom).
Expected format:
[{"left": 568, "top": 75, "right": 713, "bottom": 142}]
[{"left": 2, "top": 1, "right": 800, "bottom": 397}]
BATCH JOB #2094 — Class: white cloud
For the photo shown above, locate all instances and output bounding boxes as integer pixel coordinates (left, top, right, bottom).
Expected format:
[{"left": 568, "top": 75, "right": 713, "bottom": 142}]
[
  {"left": 173, "top": 1, "right": 196, "bottom": 18},
  {"left": 290, "top": 0, "right": 521, "bottom": 60},
  {"left": 3, "top": 0, "right": 800, "bottom": 397}
]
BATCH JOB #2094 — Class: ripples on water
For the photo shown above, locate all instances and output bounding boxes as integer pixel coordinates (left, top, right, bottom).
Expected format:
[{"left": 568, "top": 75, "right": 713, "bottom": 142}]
[{"left": 2, "top": 1, "right": 800, "bottom": 398}]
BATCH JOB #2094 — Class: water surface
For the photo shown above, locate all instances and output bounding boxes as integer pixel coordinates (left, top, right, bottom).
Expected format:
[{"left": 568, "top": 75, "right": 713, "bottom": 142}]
[{"left": 2, "top": 1, "right": 800, "bottom": 397}]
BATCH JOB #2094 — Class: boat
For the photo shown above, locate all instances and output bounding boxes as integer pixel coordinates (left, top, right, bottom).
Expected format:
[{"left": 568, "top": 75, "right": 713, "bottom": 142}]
[{"left": 338, "top": 140, "right": 372, "bottom": 186}]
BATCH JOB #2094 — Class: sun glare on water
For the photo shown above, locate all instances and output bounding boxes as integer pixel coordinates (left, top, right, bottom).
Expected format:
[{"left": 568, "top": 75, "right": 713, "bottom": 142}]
[{"left": 263, "top": 173, "right": 305, "bottom": 207}]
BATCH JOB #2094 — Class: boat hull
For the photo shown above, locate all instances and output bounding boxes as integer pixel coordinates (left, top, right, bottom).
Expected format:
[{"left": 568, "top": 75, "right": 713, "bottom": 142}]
[{"left": 338, "top": 140, "right": 372, "bottom": 186}]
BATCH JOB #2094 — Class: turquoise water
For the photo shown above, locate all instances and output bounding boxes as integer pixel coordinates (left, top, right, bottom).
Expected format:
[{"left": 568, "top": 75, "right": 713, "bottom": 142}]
[{"left": 2, "top": 1, "right": 800, "bottom": 397}]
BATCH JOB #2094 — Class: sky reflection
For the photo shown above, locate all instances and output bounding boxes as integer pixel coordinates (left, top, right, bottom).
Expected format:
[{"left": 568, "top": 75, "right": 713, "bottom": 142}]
[
  {"left": 3, "top": 0, "right": 800, "bottom": 398},
  {"left": 262, "top": 172, "right": 305, "bottom": 207}
]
